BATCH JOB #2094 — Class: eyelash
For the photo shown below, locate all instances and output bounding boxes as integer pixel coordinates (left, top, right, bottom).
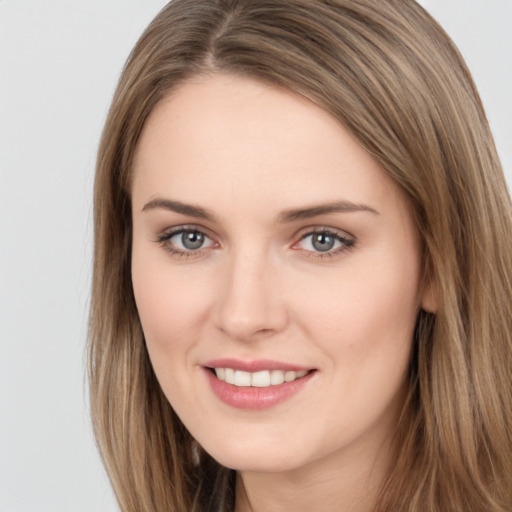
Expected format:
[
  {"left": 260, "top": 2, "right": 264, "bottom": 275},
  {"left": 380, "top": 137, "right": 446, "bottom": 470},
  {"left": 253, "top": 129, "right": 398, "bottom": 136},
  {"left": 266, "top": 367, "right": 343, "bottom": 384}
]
[
  {"left": 155, "top": 226, "right": 355, "bottom": 260},
  {"left": 295, "top": 229, "right": 355, "bottom": 259},
  {"left": 155, "top": 226, "right": 216, "bottom": 259}
]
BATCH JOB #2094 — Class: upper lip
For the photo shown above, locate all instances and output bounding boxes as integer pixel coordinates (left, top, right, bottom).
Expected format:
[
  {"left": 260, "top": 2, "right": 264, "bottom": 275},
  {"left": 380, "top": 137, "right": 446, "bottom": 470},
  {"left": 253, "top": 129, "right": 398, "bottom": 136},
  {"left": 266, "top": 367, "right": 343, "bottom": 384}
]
[{"left": 203, "top": 358, "right": 313, "bottom": 373}]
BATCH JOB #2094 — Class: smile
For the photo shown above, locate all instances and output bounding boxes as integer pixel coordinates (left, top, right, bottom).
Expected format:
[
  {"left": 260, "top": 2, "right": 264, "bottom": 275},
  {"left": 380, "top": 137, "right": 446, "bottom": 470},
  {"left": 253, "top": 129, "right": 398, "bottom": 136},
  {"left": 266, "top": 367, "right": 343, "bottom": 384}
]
[
  {"left": 202, "top": 360, "right": 316, "bottom": 410},
  {"left": 213, "top": 368, "right": 309, "bottom": 387}
]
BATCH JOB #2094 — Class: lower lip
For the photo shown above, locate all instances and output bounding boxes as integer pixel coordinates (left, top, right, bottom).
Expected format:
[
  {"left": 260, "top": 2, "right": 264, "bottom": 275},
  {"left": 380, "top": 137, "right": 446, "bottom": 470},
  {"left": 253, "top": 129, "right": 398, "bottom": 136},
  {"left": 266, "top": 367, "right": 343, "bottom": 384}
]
[{"left": 203, "top": 368, "right": 315, "bottom": 410}]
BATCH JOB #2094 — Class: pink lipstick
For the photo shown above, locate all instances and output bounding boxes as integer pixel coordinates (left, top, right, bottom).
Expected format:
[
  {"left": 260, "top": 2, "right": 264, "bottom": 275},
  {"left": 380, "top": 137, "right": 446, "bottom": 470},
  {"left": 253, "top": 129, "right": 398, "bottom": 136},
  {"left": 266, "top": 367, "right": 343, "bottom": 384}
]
[{"left": 202, "top": 359, "right": 316, "bottom": 410}]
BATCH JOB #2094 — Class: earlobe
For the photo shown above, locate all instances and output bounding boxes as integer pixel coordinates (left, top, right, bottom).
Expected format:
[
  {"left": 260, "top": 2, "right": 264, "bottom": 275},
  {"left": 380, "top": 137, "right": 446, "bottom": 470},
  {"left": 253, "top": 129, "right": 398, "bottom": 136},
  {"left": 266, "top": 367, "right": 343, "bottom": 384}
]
[{"left": 420, "top": 276, "right": 438, "bottom": 313}]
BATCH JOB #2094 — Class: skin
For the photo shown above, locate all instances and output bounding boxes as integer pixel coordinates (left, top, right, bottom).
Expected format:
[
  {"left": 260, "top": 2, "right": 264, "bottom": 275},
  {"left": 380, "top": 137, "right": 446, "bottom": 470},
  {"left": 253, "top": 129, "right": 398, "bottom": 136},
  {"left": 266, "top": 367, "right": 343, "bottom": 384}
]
[{"left": 131, "top": 74, "right": 433, "bottom": 512}]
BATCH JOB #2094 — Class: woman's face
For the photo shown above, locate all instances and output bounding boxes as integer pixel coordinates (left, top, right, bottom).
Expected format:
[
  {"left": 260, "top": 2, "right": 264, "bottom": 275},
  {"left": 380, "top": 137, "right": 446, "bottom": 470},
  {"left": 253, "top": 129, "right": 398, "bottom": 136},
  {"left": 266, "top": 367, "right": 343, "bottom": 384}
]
[{"left": 131, "top": 74, "right": 431, "bottom": 474}]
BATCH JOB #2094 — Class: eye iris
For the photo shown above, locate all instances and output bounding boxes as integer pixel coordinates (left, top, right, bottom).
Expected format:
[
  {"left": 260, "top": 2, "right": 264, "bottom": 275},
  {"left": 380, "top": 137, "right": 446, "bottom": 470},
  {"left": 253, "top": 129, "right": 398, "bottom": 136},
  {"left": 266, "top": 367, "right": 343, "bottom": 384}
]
[
  {"left": 312, "top": 233, "right": 335, "bottom": 252},
  {"left": 181, "top": 231, "right": 204, "bottom": 250}
]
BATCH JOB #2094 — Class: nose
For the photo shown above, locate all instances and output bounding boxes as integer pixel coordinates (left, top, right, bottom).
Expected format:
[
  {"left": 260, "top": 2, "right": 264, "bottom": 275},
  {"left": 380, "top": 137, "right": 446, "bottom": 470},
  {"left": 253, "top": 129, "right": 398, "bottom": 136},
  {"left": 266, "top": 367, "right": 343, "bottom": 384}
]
[{"left": 213, "top": 247, "right": 289, "bottom": 342}]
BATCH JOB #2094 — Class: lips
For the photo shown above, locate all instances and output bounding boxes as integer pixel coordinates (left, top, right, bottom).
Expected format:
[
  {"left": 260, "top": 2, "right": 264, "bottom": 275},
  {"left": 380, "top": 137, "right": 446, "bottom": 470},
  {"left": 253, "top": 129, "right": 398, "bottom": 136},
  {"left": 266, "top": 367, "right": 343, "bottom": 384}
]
[{"left": 202, "top": 359, "right": 316, "bottom": 410}]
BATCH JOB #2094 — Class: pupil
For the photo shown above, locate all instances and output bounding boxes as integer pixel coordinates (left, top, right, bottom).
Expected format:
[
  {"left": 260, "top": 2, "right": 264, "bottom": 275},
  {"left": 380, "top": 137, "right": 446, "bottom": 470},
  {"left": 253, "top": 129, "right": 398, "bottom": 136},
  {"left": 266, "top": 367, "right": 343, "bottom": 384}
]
[
  {"left": 182, "top": 231, "right": 204, "bottom": 250},
  {"left": 312, "top": 233, "right": 335, "bottom": 252}
]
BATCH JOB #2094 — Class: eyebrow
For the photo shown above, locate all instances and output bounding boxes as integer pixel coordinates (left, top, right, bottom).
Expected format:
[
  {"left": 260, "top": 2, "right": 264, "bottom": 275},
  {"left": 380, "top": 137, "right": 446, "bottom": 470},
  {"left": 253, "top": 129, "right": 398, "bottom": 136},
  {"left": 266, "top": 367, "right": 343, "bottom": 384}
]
[
  {"left": 141, "top": 197, "right": 378, "bottom": 222},
  {"left": 142, "top": 198, "right": 215, "bottom": 220},
  {"left": 278, "top": 201, "right": 379, "bottom": 222}
]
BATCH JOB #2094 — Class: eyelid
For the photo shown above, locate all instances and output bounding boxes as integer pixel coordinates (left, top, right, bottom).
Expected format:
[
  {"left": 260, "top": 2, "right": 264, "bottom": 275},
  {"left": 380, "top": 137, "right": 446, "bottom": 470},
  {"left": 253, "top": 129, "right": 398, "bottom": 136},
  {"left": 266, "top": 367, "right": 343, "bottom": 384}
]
[
  {"left": 157, "top": 224, "right": 210, "bottom": 239},
  {"left": 292, "top": 223, "right": 355, "bottom": 239}
]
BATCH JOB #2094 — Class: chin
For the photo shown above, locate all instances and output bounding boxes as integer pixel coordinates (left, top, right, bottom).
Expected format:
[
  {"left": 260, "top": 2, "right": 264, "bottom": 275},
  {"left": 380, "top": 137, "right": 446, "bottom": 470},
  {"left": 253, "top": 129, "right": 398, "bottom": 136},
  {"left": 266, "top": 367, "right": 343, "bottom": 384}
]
[
  {"left": 211, "top": 451, "right": 302, "bottom": 473},
  {"left": 198, "top": 432, "right": 311, "bottom": 473}
]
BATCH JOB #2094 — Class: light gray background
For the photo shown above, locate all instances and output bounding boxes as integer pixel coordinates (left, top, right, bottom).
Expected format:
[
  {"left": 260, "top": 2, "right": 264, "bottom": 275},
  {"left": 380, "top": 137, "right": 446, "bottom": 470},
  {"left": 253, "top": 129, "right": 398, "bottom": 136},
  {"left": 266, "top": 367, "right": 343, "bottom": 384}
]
[{"left": 0, "top": 1, "right": 510, "bottom": 511}]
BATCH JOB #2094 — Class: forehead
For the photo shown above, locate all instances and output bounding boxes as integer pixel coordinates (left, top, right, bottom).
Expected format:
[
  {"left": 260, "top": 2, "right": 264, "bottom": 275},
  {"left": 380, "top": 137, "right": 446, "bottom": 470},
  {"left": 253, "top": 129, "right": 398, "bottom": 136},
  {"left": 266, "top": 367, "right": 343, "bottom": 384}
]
[{"left": 131, "top": 73, "right": 400, "bottom": 218}]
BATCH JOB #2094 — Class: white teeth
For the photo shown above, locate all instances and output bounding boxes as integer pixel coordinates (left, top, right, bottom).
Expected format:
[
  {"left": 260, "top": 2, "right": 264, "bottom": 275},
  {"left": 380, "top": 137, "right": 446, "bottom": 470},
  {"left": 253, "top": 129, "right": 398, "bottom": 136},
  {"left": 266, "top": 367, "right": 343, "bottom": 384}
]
[
  {"left": 270, "top": 369, "right": 285, "bottom": 385},
  {"left": 213, "top": 367, "right": 309, "bottom": 387},
  {"left": 284, "top": 371, "right": 296, "bottom": 382},
  {"left": 234, "top": 370, "right": 252, "bottom": 387},
  {"left": 251, "top": 370, "right": 271, "bottom": 387},
  {"left": 224, "top": 368, "right": 235, "bottom": 385}
]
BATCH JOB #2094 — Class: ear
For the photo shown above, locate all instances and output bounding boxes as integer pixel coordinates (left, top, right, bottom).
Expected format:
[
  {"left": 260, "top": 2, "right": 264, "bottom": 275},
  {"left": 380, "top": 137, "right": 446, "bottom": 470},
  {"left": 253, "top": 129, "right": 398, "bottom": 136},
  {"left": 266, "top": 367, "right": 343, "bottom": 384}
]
[{"left": 420, "top": 273, "right": 438, "bottom": 313}]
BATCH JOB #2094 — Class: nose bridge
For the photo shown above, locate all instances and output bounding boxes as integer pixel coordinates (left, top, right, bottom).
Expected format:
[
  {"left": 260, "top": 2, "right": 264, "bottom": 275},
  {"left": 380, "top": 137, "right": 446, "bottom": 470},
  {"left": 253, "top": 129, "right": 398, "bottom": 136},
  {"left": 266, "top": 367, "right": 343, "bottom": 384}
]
[{"left": 214, "top": 242, "right": 288, "bottom": 340}]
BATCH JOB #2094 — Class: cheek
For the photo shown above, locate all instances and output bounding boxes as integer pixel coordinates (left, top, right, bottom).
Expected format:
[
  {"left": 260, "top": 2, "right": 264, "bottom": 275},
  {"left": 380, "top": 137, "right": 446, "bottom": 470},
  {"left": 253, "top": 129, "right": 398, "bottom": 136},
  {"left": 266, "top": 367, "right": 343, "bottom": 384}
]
[
  {"left": 131, "top": 246, "right": 214, "bottom": 360},
  {"left": 131, "top": 251, "right": 219, "bottom": 423},
  {"left": 295, "top": 247, "right": 421, "bottom": 369},
  {"left": 295, "top": 252, "right": 421, "bottom": 439}
]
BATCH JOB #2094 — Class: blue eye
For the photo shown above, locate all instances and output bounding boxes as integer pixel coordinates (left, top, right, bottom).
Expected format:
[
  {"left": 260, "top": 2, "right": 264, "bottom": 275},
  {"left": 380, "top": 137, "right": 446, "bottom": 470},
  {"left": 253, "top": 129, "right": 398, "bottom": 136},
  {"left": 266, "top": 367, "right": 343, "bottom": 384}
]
[
  {"left": 298, "top": 230, "right": 354, "bottom": 255},
  {"left": 158, "top": 228, "right": 215, "bottom": 255},
  {"left": 176, "top": 230, "right": 206, "bottom": 250}
]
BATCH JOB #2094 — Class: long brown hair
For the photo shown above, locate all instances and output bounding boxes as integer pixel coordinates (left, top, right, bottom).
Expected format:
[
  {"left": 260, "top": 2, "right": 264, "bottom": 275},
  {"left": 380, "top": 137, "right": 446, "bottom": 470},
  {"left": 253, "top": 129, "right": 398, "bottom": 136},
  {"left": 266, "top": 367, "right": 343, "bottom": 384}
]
[{"left": 88, "top": 1, "right": 512, "bottom": 510}]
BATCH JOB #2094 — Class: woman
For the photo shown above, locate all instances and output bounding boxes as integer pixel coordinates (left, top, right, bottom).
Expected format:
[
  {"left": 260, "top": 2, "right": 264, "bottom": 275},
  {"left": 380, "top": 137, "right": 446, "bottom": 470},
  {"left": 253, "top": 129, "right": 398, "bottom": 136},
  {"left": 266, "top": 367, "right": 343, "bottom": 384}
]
[{"left": 88, "top": 0, "right": 512, "bottom": 510}]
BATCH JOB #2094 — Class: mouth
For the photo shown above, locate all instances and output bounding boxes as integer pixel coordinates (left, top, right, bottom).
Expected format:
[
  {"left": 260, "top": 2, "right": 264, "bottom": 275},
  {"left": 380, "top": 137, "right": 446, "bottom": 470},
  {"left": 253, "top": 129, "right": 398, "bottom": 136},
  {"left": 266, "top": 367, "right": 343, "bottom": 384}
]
[
  {"left": 202, "top": 360, "right": 317, "bottom": 410},
  {"left": 208, "top": 367, "right": 310, "bottom": 387}
]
